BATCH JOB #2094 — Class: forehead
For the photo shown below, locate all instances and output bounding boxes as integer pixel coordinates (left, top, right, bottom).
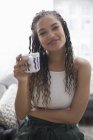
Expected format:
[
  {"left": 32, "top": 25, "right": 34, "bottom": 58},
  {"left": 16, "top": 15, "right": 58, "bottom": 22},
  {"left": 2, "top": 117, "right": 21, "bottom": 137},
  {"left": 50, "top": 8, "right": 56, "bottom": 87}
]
[{"left": 36, "top": 15, "right": 61, "bottom": 31}]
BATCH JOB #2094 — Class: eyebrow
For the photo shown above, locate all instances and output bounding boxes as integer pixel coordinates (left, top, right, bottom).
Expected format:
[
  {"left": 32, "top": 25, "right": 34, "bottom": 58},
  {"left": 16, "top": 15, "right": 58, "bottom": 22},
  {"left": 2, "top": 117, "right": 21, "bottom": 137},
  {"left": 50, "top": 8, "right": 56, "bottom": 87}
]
[{"left": 37, "top": 23, "right": 58, "bottom": 33}]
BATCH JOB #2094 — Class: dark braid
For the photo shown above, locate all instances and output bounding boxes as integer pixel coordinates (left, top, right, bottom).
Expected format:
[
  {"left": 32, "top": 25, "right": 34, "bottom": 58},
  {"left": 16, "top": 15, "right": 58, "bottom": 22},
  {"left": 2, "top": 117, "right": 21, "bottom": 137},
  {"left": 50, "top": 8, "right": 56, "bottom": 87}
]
[
  {"left": 60, "top": 17, "right": 77, "bottom": 93},
  {"left": 28, "top": 10, "right": 77, "bottom": 106}
]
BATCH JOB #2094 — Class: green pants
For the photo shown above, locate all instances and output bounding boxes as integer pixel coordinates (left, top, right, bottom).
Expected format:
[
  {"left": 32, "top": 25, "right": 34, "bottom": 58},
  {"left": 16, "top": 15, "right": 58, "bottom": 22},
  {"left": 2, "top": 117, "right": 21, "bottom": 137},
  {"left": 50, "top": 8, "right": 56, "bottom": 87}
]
[{"left": 14, "top": 115, "right": 84, "bottom": 140}]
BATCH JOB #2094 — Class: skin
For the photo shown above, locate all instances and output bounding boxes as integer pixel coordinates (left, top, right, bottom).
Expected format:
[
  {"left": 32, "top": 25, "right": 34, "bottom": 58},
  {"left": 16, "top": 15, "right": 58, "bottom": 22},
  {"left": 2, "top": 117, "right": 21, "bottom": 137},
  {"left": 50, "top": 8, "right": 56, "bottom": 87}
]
[
  {"left": 14, "top": 55, "right": 31, "bottom": 119},
  {"left": 36, "top": 15, "right": 66, "bottom": 52},
  {"left": 14, "top": 15, "right": 91, "bottom": 124},
  {"left": 36, "top": 15, "right": 66, "bottom": 70}
]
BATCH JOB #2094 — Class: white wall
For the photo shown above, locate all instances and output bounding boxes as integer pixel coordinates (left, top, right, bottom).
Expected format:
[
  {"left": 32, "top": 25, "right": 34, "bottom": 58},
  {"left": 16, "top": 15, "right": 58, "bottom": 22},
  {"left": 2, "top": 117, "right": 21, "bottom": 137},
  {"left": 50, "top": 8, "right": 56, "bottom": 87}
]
[
  {"left": 54, "top": 0, "right": 93, "bottom": 66},
  {"left": 0, "top": 0, "right": 53, "bottom": 80}
]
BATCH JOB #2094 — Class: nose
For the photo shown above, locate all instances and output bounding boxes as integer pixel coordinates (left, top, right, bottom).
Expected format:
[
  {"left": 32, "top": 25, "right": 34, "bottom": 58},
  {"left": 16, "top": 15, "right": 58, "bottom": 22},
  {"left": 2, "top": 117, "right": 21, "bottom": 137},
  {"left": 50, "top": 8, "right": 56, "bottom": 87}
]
[{"left": 47, "top": 30, "right": 55, "bottom": 39}]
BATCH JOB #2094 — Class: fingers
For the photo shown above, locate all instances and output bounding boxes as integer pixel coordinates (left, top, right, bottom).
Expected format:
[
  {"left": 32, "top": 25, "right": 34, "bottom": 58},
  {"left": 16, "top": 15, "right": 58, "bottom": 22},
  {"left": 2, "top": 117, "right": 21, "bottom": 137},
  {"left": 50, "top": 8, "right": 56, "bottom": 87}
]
[
  {"left": 14, "top": 54, "right": 30, "bottom": 80},
  {"left": 16, "top": 54, "right": 29, "bottom": 67},
  {"left": 16, "top": 54, "right": 22, "bottom": 64},
  {"left": 14, "top": 66, "right": 26, "bottom": 77},
  {"left": 15, "top": 54, "right": 28, "bottom": 68}
]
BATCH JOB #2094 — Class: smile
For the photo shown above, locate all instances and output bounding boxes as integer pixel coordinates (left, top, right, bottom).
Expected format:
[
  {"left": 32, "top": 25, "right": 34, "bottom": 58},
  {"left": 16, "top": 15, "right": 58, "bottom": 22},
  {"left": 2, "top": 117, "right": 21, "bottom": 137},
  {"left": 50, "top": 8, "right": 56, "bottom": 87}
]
[{"left": 48, "top": 39, "right": 59, "bottom": 45}]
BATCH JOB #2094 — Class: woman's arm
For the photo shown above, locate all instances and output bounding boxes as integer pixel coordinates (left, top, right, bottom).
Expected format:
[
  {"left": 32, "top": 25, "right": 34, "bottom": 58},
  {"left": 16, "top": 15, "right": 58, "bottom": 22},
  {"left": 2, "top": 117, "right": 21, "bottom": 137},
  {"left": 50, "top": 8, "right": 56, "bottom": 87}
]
[
  {"left": 14, "top": 54, "right": 31, "bottom": 120},
  {"left": 15, "top": 77, "right": 31, "bottom": 120},
  {"left": 30, "top": 58, "right": 91, "bottom": 124}
]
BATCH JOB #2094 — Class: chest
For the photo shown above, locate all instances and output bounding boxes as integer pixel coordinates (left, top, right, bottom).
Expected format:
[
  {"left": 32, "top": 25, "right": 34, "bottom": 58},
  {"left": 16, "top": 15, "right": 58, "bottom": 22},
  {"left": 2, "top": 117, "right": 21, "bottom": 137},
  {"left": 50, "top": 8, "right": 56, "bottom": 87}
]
[{"left": 33, "top": 71, "right": 74, "bottom": 109}]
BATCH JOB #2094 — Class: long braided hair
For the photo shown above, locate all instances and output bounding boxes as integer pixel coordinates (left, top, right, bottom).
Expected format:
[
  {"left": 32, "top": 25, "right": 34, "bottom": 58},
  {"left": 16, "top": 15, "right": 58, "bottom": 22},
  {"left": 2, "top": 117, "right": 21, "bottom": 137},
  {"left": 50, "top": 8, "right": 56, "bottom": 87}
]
[{"left": 28, "top": 10, "right": 77, "bottom": 107}]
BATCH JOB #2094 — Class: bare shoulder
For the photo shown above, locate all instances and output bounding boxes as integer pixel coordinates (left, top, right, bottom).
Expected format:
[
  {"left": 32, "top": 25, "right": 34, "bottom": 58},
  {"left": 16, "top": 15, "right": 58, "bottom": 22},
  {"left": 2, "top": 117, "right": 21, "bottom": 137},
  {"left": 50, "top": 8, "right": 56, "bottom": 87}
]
[{"left": 74, "top": 57, "right": 91, "bottom": 73}]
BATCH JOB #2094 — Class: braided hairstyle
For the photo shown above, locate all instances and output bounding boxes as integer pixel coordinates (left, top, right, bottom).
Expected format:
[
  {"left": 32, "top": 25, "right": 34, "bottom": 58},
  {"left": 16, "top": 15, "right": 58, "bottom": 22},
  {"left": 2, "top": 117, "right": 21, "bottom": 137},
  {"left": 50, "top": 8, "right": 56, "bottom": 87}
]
[{"left": 28, "top": 10, "right": 77, "bottom": 107}]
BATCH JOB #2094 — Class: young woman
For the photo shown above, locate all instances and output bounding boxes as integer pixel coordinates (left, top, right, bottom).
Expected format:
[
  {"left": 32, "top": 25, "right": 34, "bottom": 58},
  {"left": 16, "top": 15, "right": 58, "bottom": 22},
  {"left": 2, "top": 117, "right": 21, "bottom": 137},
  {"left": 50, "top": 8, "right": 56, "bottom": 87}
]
[{"left": 14, "top": 10, "right": 91, "bottom": 140}]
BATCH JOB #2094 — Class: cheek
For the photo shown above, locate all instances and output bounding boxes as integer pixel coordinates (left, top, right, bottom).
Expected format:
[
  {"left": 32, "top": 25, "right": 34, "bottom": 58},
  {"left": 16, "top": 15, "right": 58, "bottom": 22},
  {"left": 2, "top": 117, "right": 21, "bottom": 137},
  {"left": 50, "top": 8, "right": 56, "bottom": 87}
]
[
  {"left": 38, "top": 36, "right": 42, "bottom": 43},
  {"left": 38, "top": 37, "right": 46, "bottom": 46},
  {"left": 61, "top": 31, "right": 66, "bottom": 43},
  {"left": 63, "top": 34, "right": 66, "bottom": 43}
]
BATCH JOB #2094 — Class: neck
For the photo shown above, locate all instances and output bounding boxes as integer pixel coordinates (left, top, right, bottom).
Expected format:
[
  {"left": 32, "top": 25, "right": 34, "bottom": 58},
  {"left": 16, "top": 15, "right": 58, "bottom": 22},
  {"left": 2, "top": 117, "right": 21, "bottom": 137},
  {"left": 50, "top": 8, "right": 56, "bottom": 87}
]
[{"left": 48, "top": 50, "right": 65, "bottom": 71}]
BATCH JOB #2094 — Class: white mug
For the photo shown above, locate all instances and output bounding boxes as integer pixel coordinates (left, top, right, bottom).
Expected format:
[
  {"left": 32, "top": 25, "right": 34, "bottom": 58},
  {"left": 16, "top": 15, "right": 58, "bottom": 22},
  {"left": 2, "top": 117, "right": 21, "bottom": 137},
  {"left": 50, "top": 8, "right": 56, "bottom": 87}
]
[{"left": 22, "top": 52, "right": 40, "bottom": 73}]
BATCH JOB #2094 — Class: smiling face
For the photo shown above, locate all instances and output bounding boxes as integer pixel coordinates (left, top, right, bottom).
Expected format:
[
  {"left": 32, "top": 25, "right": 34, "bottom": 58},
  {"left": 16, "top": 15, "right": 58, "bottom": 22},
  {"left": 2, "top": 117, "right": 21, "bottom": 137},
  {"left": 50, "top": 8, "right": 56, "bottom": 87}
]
[{"left": 36, "top": 15, "right": 66, "bottom": 52}]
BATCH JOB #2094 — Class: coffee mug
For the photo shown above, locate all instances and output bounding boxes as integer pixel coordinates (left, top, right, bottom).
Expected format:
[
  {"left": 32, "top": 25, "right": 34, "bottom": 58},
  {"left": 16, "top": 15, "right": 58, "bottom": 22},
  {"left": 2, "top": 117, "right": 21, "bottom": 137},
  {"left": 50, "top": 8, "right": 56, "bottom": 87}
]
[{"left": 22, "top": 52, "right": 40, "bottom": 73}]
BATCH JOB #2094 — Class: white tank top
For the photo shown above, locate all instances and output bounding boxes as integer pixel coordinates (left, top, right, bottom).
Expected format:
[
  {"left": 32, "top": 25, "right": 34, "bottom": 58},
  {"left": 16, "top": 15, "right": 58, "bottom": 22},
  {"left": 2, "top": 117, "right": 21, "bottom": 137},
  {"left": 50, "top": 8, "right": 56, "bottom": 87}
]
[{"left": 32, "top": 71, "right": 74, "bottom": 109}]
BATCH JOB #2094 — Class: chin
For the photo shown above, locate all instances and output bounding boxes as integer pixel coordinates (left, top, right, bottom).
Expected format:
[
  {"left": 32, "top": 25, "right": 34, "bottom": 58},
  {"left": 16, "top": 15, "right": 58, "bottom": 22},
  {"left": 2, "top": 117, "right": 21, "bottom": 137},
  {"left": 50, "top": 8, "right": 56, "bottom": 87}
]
[
  {"left": 48, "top": 48, "right": 63, "bottom": 53},
  {"left": 46, "top": 44, "right": 65, "bottom": 52}
]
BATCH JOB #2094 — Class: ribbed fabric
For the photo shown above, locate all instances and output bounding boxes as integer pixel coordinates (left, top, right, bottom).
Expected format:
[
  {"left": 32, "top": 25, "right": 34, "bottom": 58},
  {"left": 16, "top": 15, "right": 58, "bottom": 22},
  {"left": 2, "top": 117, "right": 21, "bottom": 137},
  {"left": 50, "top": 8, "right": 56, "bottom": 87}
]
[
  {"left": 14, "top": 116, "right": 84, "bottom": 140},
  {"left": 33, "top": 71, "right": 74, "bottom": 109}
]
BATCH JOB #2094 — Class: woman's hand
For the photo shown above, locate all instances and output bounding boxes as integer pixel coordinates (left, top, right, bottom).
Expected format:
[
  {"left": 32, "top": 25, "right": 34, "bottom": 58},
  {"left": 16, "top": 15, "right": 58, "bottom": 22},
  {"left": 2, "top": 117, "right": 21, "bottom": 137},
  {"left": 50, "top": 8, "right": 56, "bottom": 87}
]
[{"left": 13, "top": 54, "right": 31, "bottom": 82}]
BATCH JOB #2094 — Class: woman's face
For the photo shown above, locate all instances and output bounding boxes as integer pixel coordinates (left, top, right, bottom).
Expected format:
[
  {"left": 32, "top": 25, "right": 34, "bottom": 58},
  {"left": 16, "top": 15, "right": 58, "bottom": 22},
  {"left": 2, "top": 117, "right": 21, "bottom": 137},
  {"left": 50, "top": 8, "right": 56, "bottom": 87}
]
[{"left": 36, "top": 15, "right": 66, "bottom": 52}]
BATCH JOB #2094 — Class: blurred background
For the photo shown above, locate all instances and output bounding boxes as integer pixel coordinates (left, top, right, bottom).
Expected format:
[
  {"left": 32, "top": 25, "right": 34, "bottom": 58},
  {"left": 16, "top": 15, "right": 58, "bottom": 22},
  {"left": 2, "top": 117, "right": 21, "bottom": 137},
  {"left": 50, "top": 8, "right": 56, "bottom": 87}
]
[
  {"left": 0, "top": 0, "right": 93, "bottom": 84},
  {"left": 0, "top": 0, "right": 53, "bottom": 79}
]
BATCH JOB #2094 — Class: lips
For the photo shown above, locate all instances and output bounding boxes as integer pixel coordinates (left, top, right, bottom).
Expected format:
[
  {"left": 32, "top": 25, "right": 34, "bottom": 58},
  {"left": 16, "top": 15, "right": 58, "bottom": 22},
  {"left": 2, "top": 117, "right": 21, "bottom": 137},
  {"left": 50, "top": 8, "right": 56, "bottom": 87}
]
[{"left": 48, "top": 38, "right": 59, "bottom": 45}]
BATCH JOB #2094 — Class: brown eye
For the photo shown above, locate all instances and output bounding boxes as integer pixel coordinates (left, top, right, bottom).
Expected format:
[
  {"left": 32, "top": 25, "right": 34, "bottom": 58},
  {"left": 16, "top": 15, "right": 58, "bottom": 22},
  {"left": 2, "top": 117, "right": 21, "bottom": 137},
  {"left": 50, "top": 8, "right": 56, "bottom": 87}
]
[
  {"left": 52, "top": 26, "right": 59, "bottom": 30},
  {"left": 39, "top": 31, "right": 47, "bottom": 36}
]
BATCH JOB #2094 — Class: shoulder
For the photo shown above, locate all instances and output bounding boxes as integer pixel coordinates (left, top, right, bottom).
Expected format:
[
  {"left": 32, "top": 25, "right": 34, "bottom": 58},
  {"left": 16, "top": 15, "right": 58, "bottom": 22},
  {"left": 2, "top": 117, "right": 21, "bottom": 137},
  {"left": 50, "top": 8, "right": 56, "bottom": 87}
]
[
  {"left": 74, "top": 57, "right": 91, "bottom": 77},
  {"left": 74, "top": 57, "right": 91, "bottom": 71}
]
